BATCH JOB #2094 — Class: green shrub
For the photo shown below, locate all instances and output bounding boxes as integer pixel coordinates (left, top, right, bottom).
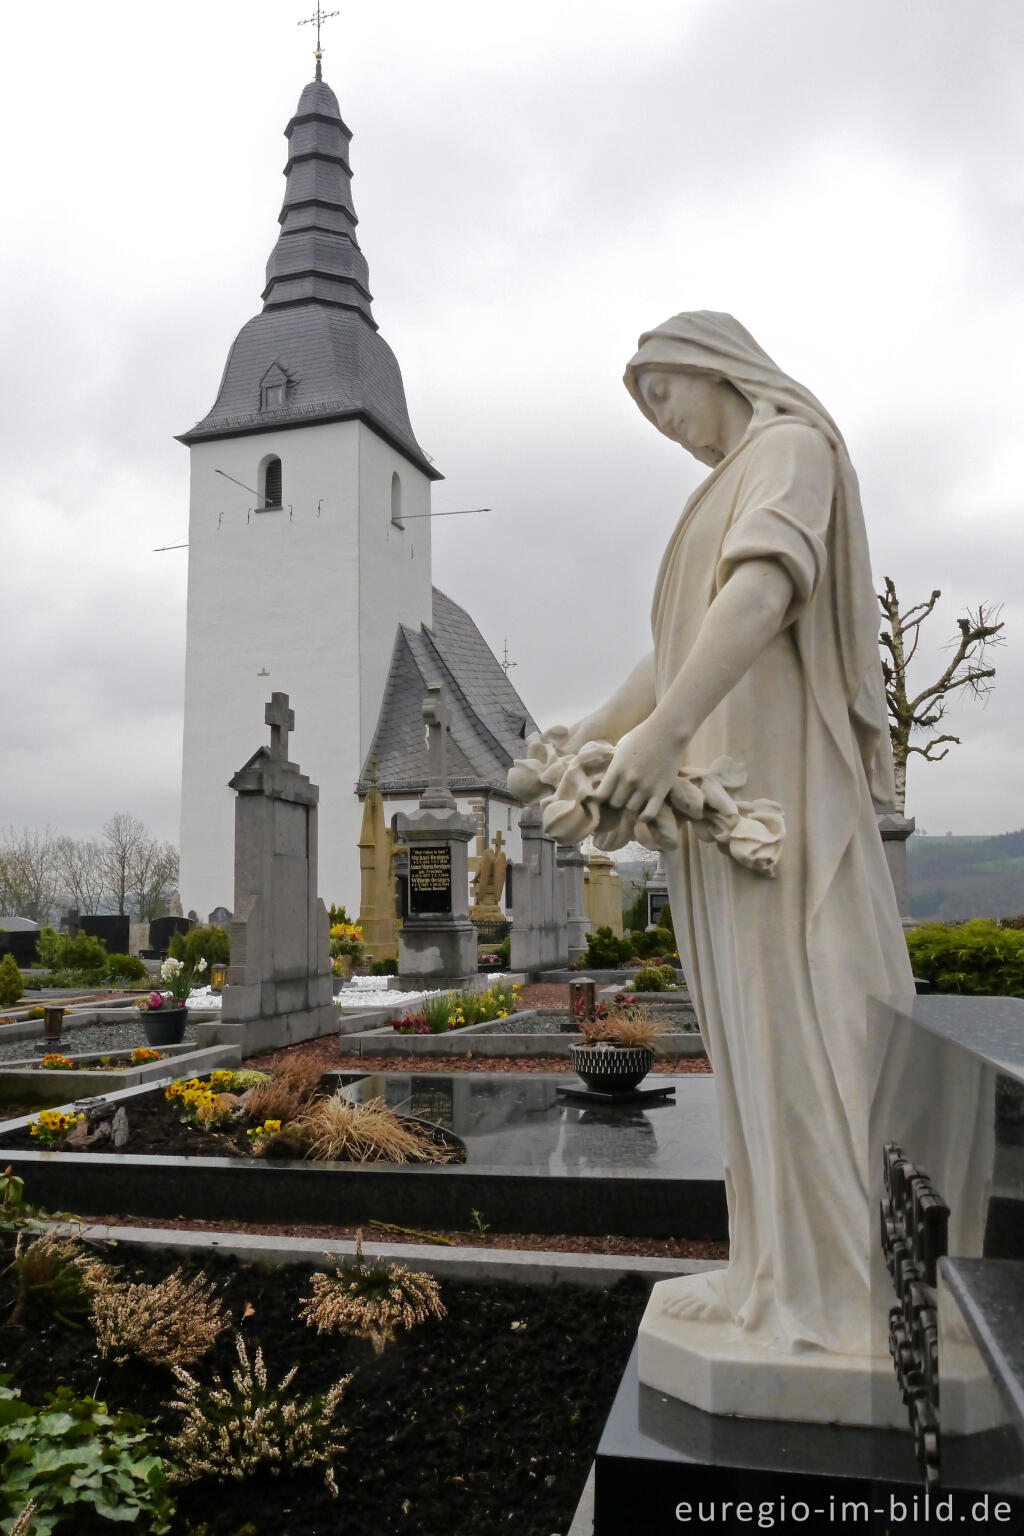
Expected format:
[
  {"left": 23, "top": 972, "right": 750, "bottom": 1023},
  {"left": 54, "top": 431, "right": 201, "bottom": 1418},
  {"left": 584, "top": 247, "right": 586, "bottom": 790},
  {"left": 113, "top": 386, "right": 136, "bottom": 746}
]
[
  {"left": 0, "top": 1379, "right": 174, "bottom": 1533},
  {"left": 370, "top": 957, "right": 398, "bottom": 976},
  {"left": 0, "top": 955, "right": 24, "bottom": 1008},
  {"left": 62, "top": 933, "right": 109, "bottom": 972},
  {"left": 33, "top": 927, "right": 64, "bottom": 971},
  {"left": 102, "top": 953, "right": 148, "bottom": 984},
  {"left": 906, "top": 920, "right": 1024, "bottom": 997},
  {"left": 582, "top": 927, "right": 633, "bottom": 968},
  {"left": 168, "top": 924, "right": 230, "bottom": 972},
  {"left": 656, "top": 964, "right": 678, "bottom": 985},
  {"left": 632, "top": 966, "right": 666, "bottom": 992},
  {"left": 495, "top": 935, "right": 511, "bottom": 968}
]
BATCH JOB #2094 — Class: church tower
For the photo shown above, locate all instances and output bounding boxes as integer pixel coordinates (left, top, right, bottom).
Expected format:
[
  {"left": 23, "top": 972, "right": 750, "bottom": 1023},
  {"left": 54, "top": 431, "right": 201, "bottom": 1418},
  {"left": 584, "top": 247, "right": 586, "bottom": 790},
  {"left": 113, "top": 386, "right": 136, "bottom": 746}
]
[{"left": 178, "top": 60, "right": 441, "bottom": 918}]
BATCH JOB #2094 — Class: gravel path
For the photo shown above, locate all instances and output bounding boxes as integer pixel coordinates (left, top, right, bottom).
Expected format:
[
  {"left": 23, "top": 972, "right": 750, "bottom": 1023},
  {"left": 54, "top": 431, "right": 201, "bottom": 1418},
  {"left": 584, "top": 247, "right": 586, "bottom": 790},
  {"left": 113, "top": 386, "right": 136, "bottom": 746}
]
[{"left": 0, "top": 1016, "right": 199, "bottom": 1063}]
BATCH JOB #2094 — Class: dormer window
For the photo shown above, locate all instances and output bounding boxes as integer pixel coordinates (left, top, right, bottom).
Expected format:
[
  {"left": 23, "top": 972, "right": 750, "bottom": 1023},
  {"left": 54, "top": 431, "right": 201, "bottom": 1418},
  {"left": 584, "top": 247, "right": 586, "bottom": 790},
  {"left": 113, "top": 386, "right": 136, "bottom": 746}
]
[
  {"left": 259, "top": 455, "right": 283, "bottom": 510},
  {"left": 259, "top": 361, "right": 291, "bottom": 413}
]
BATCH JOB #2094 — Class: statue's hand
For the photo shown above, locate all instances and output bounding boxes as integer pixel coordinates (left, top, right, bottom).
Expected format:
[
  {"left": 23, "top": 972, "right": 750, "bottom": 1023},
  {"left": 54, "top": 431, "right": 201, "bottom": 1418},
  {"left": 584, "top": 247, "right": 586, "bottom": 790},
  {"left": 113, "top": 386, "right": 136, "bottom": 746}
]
[{"left": 594, "top": 714, "right": 687, "bottom": 824}]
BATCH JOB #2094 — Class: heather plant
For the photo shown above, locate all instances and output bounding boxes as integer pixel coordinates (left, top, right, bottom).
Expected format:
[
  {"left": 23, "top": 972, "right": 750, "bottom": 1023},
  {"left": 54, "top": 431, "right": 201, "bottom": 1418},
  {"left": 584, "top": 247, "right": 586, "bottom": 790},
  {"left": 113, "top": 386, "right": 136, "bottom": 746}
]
[
  {"left": 0, "top": 954, "right": 23, "bottom": 1009},
  {"left": 243, "top": 1060, "right": 323, "bottom": 1125},
  {"left": 299, "top": 1093, "right": 453, "bottom": 1163},
  {"left": 208, "top": 1068, "right": 270, "bottom": 1094},
  {"left": 7, "top": 1233, "right": 114, "bottom": 1329},
  {"left": 92, "top": 1268, "right": 228, "bottom": 1367},
  {"left": 0, "top": 1380, "right": 174, "bottom": 1534},
  {"left": 299, "top": 1233, "right": 446, "bottom": 1353},
  {"left": 906, "top": 919, "right": 1024, "bottom": 997},
  {"left": 166, "top": 1334, "right": 350, "bottom": 1495}
]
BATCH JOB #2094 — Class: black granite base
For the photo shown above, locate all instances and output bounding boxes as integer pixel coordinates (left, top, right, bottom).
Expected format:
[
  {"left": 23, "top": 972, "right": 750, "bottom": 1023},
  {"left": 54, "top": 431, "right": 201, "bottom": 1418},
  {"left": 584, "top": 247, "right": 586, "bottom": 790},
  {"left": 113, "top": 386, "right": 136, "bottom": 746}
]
[
  {"left": 556, "top": 1084, "right": 676, "bottom": 1107},
  {"left": 594, "top": 1347, "right": 1024, "bottom": 1535}
]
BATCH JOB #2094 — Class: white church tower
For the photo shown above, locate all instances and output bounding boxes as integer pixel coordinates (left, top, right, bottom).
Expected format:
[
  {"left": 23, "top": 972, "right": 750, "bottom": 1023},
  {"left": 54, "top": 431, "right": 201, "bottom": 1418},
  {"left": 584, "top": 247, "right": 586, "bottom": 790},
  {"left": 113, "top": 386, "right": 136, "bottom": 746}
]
[{"left": 178, "top": 57, "right": 441, "bottom": 918}]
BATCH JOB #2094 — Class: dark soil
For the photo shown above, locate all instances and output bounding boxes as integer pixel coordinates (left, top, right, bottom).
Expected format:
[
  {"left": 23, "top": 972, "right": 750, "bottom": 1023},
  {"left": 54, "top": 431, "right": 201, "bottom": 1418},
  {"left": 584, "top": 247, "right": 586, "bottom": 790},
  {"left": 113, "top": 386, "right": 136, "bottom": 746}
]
[
  {"left": 0, "top": 1231, "right": 649, "bottom": 1536},
  {"left": 0, "top": 1086, "right": 461, "bottom": 1162}
]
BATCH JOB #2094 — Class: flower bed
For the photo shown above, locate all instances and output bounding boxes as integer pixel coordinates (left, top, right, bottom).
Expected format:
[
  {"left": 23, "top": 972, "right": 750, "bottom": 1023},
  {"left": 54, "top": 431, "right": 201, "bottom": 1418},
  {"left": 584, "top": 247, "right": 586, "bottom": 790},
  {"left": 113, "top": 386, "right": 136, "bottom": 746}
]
[{"left": 0, "top": 1229, "right": 648, "bottom": 1535}]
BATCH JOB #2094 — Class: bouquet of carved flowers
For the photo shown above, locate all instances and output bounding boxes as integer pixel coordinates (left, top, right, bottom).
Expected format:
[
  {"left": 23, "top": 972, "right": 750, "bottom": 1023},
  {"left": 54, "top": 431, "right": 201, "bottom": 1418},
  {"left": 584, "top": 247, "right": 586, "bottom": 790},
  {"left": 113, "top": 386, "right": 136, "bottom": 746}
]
[{"left": 137, "top": 956, "right": 208, "bottom": 1012}]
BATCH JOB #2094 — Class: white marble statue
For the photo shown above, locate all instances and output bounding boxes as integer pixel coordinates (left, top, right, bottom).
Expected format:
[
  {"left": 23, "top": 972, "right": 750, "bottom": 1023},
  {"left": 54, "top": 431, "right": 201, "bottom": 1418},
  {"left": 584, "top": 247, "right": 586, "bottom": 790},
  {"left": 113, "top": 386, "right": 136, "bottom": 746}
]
[{"left": 524, "top": 312, "right": 916, "bottom": 1422}]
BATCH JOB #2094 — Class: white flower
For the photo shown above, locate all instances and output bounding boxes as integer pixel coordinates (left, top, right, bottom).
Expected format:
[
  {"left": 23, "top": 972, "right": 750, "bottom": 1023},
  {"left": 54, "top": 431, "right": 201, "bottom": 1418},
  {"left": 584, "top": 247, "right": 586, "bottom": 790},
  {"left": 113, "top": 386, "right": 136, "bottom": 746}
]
[
  {"left": 159, "top": 957, "right": 184, "bottom": 981},
  {"left": 195, "top": 958, "right": 208, "bottom": 973}
]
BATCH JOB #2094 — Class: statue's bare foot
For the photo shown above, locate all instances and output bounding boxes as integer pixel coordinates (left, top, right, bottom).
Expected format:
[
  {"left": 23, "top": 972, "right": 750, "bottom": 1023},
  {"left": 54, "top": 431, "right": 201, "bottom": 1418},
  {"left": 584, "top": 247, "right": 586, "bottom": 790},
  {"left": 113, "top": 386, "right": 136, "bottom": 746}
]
[{"left": 658, "top": 1270, "right": 733, "bottom": 1323}]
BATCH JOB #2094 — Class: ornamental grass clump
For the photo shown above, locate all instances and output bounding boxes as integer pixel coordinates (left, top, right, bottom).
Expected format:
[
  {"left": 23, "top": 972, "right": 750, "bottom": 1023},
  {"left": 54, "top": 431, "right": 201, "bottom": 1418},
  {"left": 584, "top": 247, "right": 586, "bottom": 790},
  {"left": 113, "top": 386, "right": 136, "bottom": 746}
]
[
  {"left": 92, "top": 1268, "right": 228, "bottom": 1367},
  {"left": 166, "top": 1333, "right": 350, "bottom": 1496},
  {"left": 299, "top": 1093, "right": 451, "bottom": 1163},
  {"left": 580, "top": 1005, "right": 666, "bottom": 1052},
  {"left": 7, "top": 1233, "right": 115, "bottom": 1329},
  {"left": 299, "top": 1233, "right": 446, "bottom": 1354}
]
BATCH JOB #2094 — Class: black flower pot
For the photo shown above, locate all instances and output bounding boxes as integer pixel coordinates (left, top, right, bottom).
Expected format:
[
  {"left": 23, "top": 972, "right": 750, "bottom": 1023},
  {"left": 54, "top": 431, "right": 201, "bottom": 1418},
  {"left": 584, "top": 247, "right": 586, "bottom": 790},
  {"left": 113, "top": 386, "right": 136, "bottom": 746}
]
[
  {"left": 143, "top": 1006, "right": 189, "bottom": 1048},
  {"left": 569, "top": 1044, "right": 654, "bottom": 1094}
]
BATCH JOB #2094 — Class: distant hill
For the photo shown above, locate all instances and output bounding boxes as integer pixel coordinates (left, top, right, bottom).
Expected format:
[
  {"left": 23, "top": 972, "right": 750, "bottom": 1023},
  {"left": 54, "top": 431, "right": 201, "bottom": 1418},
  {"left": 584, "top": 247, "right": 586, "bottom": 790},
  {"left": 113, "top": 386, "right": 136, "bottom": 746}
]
[{"left": 907, "top": 829, "right": 1024, "bottom": 921}]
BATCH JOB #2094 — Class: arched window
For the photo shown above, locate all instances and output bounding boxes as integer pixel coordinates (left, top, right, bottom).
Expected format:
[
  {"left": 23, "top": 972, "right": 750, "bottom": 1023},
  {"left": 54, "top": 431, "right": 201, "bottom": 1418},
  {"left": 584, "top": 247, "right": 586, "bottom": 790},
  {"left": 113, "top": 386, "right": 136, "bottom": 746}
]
[
  {"left": 259, "top": 455, "right": 283, "bottom": 510},
  {"left": 390, "top": 471, "right": 403, "bottom": 528}
]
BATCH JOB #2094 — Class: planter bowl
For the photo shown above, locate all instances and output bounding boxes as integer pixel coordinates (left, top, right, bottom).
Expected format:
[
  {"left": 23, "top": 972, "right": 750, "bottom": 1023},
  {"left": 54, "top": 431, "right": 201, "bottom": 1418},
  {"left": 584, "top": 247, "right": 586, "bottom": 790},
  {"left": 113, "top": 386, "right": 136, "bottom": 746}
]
[
  {"left": 569, "top": 1044, "right": 654, "bottom": 1094},
  {"left": 143, "top": 1006, "right": 189, "bottom": 1048}
]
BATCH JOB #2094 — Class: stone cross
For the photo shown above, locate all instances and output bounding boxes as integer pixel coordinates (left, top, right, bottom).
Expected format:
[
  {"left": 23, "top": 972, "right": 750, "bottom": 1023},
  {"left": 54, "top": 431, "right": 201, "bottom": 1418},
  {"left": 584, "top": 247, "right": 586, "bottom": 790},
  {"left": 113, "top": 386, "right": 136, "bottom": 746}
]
[
  {"left": 422, "top": 687, "right": 449, "bottom": 790},
  {"left": 492, "top": 830, "right": 506, "bottom": 855},
  {"left": 265, "top": 692, "right": 295, "bottom": 763}
]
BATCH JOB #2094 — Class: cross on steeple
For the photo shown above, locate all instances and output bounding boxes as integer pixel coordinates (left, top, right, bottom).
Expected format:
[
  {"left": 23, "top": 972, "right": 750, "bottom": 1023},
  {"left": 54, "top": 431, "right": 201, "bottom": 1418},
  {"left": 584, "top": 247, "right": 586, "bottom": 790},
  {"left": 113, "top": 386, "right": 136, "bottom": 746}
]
[
  {"left": 299, "top": 4, "right": 339, "bottom": 75},
  {"left": 265, "top": 692, "right": 295, "bottom": 762}
]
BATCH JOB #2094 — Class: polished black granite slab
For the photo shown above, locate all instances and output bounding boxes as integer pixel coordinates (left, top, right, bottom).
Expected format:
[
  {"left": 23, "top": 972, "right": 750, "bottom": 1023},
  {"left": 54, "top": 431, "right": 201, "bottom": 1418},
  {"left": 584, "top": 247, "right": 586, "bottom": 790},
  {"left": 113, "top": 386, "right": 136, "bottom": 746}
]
[
  {"left": 595, "top": 1347, "right": 1024, "bottom": 1535},
  {"left": 943, "top": 1259, "right": 1024, "bottom": 1448},
  {"left": 340, "top": 1071, "right": 721, "bottom": 1178}
]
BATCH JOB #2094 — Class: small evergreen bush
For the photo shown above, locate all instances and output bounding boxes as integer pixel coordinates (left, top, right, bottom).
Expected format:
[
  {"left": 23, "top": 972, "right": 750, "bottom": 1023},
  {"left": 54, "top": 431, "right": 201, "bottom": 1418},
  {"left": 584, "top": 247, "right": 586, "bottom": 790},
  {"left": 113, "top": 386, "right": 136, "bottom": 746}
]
[
  {"left": 582, "top": 927, "right": 633, "bottom": 968},
  {"left": 370, "top": 957, "right": 398, "bottom": 976},
  {"left": 496, "top": 935, "right": 511, "bottom": 967},
  {"left": 632, "top": 966, "right": 666, "bottom": 992},
  {"left": 0, "top": 954, "right": 23, "bottom": 1008},
  {"left": 656, "top": 964, "right": 678, "bottom": 985},
  {"left": 906, "top": 920, "right": 1024, "bottom": 997},
  {"left": 168, "top": 925, "right": 229, "bottom": 972},
  {"left": 102, "top": 953, "right": 148, "bottom": 984}
]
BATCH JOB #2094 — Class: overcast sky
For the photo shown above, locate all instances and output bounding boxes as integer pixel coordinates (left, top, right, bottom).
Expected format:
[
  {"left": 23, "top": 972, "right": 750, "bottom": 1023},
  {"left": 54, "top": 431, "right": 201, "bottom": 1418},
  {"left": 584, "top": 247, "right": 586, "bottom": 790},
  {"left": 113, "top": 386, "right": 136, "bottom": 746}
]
[{"left": 3, "top": 0, "right": 1022, "bottom": 846}]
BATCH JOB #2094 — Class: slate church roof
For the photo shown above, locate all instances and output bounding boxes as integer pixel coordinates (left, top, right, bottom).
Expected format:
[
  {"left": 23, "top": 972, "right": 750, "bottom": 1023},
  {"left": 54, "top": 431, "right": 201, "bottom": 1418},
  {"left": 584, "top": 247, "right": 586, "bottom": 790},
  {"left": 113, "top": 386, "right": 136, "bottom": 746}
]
[
  {"left": 359, "top": 589, "right": 538, "bottom": 797},
  {"left": 178, "top": 66, "right": 440, "bottom": 481}
]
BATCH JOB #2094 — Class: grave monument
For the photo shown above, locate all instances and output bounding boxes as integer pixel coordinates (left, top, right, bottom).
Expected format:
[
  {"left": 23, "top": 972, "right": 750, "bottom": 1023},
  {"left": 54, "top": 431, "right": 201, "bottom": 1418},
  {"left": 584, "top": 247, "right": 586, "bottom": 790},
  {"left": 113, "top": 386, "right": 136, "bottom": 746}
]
[
  {"left": 356, "top": 759, "right": 400, "bottom": 963},
  {"left": 395, "top": 687, "right": 478, "bottom": 987},
  {"left": 215, "top": 692, "right": 334, "bottom": 1053}
]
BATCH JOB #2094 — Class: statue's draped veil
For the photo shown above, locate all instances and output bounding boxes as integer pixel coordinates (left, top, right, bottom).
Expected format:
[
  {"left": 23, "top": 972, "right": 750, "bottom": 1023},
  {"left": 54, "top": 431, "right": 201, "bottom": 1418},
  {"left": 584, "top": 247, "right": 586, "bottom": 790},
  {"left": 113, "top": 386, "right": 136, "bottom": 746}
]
[{"left": 623, "top": 310, "right": 894, "bottom": 814}]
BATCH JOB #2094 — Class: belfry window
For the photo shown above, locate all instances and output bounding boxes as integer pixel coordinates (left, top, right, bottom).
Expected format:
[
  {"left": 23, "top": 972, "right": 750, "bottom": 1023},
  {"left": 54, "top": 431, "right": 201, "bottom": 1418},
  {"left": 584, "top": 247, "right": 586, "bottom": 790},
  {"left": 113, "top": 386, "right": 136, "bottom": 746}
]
[
  {"left": 390, "top": 471, "right": 403, "bottom": 528},
  {"left": 259, "top": 456, "right": 283, "bottom": 510},
  {"left": 259, "top": 361, "right": 290, "bottom": 413}
]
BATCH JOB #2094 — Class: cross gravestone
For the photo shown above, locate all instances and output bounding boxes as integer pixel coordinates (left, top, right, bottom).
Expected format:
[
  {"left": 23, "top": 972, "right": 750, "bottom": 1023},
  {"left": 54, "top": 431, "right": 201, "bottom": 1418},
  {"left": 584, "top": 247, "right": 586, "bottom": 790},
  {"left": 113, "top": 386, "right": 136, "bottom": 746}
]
[
  {"left": 207, "top": 692, "right": 334, "bottom": 1053},
  {"left": 395, "top": 686, "right": 478, "bottom": 987}
]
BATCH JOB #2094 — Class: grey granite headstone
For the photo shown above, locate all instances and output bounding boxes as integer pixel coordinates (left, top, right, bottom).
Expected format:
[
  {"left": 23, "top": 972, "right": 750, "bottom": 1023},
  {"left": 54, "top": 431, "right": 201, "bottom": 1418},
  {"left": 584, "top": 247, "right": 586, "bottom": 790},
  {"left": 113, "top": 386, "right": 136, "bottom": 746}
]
[
  {"left": 508, "top": 807, "right": 584, "bottom": 972},
  {"left": 214, "top": 693, "right": 334, "bottom": 1053}
]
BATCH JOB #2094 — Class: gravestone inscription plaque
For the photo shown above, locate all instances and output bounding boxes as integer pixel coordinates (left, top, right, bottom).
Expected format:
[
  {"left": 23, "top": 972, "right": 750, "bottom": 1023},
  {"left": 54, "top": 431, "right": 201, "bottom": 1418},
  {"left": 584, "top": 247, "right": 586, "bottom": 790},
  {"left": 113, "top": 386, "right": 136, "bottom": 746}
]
[{"left": 409, "top": 845, "right": 453, "bottom": 915}]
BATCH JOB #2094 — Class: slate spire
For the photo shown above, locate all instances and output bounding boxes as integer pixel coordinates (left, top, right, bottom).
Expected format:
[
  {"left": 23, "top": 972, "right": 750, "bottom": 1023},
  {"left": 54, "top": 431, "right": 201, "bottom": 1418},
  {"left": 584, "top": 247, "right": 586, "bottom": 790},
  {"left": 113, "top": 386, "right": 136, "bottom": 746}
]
[{"left": 261, "top": 72, "right": 376, "bottom": 326}]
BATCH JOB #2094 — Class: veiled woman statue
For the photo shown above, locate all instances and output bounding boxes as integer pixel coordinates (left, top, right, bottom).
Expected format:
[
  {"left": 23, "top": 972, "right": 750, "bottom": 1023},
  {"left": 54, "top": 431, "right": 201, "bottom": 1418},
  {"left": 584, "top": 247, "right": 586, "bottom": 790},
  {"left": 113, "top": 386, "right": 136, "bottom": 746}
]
[{"left": 527, "top": 312, "right": 915, "bottom": 1418}]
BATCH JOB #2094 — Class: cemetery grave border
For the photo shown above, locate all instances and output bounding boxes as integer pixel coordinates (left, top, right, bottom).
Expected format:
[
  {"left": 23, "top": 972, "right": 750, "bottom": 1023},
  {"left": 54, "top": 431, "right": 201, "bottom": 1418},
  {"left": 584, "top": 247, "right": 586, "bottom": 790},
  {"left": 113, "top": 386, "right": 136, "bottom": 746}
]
[{"left": 0, "top": 1073, "right": 728, "bottom": 1240}]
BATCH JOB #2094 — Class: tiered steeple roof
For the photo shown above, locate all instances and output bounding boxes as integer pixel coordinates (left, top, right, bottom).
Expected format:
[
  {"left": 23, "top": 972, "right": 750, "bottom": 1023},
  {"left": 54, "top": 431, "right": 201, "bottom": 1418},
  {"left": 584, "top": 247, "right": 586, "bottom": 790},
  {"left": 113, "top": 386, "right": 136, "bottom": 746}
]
[{"left": 179, "top": 67, "right": 440, "bottom": 479}]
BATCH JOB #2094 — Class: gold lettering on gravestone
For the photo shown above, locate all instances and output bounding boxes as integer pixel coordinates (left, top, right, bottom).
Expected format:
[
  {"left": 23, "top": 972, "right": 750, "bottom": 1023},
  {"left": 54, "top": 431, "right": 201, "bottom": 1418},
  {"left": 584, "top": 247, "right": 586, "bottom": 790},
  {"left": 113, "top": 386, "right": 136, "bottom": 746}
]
[{"left": 409, "top": 846, "right": 453, "bottom": 914}]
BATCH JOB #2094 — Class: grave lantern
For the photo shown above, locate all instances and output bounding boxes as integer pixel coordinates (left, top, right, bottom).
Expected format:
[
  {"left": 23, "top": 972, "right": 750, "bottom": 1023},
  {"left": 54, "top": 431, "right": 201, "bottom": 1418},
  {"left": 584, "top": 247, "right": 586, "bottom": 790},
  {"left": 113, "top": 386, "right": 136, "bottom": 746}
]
[
  {"left": 569, "top": 979, "right": 598, "bottom": 1026},
  {"left": 209, "top": 962, "right": 228, "bottom": 992}
]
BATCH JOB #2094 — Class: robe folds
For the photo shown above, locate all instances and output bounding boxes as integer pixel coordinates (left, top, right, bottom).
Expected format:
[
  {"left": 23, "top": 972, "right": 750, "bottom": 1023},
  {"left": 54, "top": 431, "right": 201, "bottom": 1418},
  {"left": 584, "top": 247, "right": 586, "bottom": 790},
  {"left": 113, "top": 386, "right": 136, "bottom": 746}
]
[{"left": 650, "top": 416, "right": 915, "bottom": 1354}]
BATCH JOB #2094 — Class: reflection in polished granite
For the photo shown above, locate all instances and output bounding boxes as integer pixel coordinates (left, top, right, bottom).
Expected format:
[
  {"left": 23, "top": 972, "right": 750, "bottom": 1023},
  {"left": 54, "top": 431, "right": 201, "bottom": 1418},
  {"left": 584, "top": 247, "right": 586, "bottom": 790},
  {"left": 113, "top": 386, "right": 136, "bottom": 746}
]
[{"left": 341, "top": 1071, "right": 723, "bottom": 1178}]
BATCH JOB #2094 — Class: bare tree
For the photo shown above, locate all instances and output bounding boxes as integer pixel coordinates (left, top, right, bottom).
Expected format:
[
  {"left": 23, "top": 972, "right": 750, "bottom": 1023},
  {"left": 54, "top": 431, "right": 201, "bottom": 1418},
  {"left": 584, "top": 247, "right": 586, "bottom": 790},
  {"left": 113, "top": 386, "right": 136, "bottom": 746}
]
[
  {"left": 129, "top": 839, "right": 180, "bottom": 922},
  {"left": 0, "top": 826, "right": 62, "bottom": 922},
  {"left": 101, "top": 814, "right": 150, "bottom": 916},
  {"left": 54, "top": 837, "right": 107, "bottom": 915},
  {"left": 877, "top": 578, "right": 1005, "bottom": 812}
]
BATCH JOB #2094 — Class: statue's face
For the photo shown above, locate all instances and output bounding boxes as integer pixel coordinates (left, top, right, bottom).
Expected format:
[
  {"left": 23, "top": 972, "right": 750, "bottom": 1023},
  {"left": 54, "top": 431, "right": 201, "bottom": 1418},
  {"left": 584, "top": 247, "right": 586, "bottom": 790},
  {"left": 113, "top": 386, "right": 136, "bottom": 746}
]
[{"left": 637, "top": 369, "right": 731, "bottom": 466}]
